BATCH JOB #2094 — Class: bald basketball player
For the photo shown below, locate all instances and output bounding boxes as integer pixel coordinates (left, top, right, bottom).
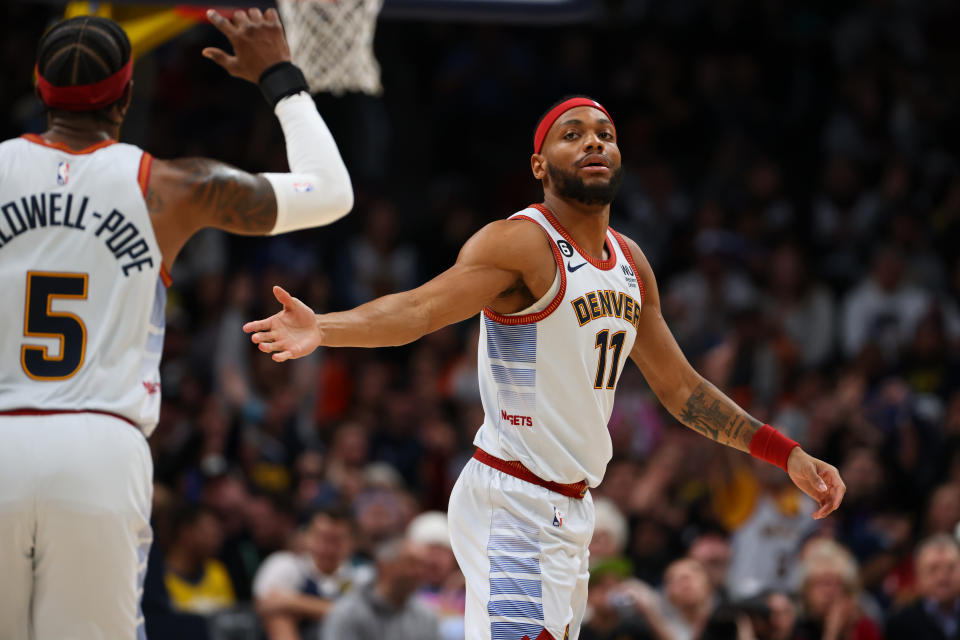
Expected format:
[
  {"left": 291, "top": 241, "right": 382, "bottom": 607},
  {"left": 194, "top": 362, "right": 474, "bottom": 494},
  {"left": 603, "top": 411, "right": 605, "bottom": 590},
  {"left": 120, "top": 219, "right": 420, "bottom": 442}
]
[
  {"left": 0, "top": 10, "right": 351, "bottom": 638},
  {"left": 244, "top": 97, "right": 846, "bottom": 640}
]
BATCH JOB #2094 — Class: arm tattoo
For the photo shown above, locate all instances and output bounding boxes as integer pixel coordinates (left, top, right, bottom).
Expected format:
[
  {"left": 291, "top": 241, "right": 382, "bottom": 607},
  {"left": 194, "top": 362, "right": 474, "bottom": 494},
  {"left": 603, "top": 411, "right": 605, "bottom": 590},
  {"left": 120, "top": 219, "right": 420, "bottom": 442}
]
[
  {"left": 678, "top": 382, "right": 731, "bottom": 441},
  {"left": 176, "top": 158, "right": 277, "bottom": 233},
  {"left": 678, "top": 381, "right": 763, "bottom": 450}
]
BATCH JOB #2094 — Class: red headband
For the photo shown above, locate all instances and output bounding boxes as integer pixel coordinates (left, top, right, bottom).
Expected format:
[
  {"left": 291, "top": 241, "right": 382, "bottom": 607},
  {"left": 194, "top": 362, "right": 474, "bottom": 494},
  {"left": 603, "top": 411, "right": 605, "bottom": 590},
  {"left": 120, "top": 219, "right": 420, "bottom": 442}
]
[
  {"left": 533, "top": 97, "right": 615, "bottom": 154},
  {"left": 35, "top": 58, "right": 133, "bottom": 111}
]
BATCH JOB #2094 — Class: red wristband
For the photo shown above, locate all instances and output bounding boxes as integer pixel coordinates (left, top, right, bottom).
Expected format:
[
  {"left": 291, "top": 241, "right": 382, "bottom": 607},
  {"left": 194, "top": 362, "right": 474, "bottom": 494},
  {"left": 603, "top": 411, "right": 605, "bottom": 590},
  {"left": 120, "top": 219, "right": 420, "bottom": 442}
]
[{"left": 749, "top": 424, "right": 799, "bottom": 471}]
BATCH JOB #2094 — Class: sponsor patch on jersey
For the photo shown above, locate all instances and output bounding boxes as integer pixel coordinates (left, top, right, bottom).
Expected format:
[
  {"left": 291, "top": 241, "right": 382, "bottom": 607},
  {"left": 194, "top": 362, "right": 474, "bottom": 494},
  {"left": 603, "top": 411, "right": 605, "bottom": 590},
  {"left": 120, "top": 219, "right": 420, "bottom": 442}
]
[
  {"left": 57, "top": 161, "right": 69, "bottom": 186},
  {"left": 552, "top": 506, "right": 564, "bottom": 528},
  {"left": 293, "top": 182, "right": 314, "bottom": 193}
]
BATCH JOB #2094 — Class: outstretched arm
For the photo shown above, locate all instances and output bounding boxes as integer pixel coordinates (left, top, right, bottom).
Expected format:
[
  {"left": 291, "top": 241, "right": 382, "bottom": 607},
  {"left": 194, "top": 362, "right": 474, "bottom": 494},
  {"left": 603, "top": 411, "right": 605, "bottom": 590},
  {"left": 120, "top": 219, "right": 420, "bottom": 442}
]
[
  {"left": 148, "top": 8, "right": 352, "bottom": 269},
  {"left": 243, "top": 218, "right": 557, "bottom": 359},
  {"left": 622, "top": 235, "right": 845, "bottom": 518}
]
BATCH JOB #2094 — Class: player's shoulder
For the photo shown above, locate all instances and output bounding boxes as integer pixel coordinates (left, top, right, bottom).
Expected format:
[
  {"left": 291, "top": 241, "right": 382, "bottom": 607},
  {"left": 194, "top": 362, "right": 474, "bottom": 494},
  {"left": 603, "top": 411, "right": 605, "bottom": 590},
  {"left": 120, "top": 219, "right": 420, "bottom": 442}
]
[
  {"left": 483, "top": 206, "right": 555, "bottom": 241},
  {"left": 0, "top": 136, "right": 39, "bottom": 161},
  {"left": 0, "top": 136, "right": 26, "bottom": 150},
  {"left": 466, "top": 213, "right": 554, "bottom": 266}
]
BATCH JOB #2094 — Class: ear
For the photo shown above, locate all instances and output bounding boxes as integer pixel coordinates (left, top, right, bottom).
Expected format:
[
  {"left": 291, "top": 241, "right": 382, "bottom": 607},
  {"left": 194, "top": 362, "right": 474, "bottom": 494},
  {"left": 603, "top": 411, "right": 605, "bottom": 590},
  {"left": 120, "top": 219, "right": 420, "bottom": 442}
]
[
  {"left": 531, "top": 153, "right": 547, "bottom": 180},
  {"left": 117, "top": 81, "right": 134, "bottom": 117}
]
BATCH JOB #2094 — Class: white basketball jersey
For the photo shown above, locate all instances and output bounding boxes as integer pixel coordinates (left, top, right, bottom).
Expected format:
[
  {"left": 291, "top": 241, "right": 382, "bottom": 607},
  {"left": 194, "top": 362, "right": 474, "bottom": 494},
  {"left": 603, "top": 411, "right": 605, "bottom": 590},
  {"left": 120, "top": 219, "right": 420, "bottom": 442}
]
[
  {"left": 474, "top": 204, "right": 644, "bottom": 487},
  {"left": 0, "top": 135, "right": 167, "bottom": 435}
]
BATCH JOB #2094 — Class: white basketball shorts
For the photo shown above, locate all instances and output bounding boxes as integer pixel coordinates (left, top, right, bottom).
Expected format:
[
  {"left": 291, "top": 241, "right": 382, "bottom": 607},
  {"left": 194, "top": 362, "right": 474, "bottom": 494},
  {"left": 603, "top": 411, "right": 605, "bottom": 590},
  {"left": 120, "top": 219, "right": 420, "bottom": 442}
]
[
  {"left": 448, "top": 456, "right": 595, "bottom": 640},
  {"left": 0, "top": 412, "right": 153, "bottom": 640}
]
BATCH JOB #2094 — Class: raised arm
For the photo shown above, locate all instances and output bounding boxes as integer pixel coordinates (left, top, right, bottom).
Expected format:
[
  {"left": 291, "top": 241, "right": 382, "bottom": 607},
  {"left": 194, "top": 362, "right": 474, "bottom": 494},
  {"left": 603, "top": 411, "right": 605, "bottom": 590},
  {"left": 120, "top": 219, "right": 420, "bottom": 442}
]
[
  {"left": 243, "top": 218, "right": 557, "bottom": 359},
  {"left": 148, "top": 8, "right": 353, "bottom": 269},
  {"left": 621, "top": 234, "right": 845, "bottom": 518}
]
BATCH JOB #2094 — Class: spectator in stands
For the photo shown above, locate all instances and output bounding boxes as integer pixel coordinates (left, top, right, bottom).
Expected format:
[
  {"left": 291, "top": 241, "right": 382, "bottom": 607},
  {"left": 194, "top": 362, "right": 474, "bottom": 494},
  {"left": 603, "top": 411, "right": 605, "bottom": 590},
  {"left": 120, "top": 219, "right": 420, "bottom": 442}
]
[
  {"left": 245, "top": 493, "right": 297, "bottom": 561},
  {"left": 660, "top": 558, "right": 717, "bottom": 640},
  {"left": 664, "top": 228, "right": 757, "bottom": 355},
  {"left": 793, "top": 540, "right": 882, "bottom": 640},
  {"left": 203, "top": 472, "right": 259, "bottom": 601},
  {"left": 687, "top": 532, "right": 732, "bottom": 605},
  {"left": 925, "top": 483, "right": 960, "bottom": 537},
  {"left": 886, "top": 534, "right": 960, "bottom": 640},
  {"left": 763, "top": 243, "right": 836, "bottom": 370},
  {"left": 766, "top": 590, "right": 798, "bottom": 640},
  {"left": 322, "top": 536, "right": 440, "bottom": 640},
  {"left": 589, "top": 497, "right": 631, "bottom": 566},
  {"left": 580, "top": 563, "right": 668, "bottom": 640},
  {"left": 841, "top": 245, "right": 931, "bottom": 360},
  {"left": 253, "top": 507, "right": 370, "bottom": 640},
  {"left": 163, "top": 503, "right": 236, "bottom": 615},
  {"left": 339, "top": 199, "right": 419, "bottom": 307},
  {"left": 715, "top": 456, "right": 817, "bottom": 600},
  {"left": 352, "top": 470, "right": 417, "bottom": 559},
  {"left": 406, "top": 511, "right": 465, "bottom": 640}
]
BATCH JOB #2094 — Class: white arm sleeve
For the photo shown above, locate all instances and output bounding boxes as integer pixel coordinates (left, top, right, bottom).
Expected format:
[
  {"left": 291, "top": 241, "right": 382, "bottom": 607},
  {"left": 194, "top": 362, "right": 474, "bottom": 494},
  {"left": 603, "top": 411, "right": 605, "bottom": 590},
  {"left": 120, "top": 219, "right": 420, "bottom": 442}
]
[{"left": 262, "top": 92, "right": 354, "bottom": 235}]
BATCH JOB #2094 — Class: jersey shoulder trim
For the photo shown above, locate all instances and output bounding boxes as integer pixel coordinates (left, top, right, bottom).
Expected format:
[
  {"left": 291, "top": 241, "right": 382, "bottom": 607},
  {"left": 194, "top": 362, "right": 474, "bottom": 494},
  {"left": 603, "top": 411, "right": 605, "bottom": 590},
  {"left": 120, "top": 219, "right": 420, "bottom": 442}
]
[
  {"left": 483, "top": 213, "right": 567, "bottom": 326},
  {"left": 531, "top": 203, "right": 617, "bottom": 271},
  {"left": 610, "top": 228, "right": 645, "bottom": 304},
  {"left": 138, "top": 151, "right": 153, "bottom": 198},
  {"left": 20, "top": 134, "right": 116, "bottom": 155}
]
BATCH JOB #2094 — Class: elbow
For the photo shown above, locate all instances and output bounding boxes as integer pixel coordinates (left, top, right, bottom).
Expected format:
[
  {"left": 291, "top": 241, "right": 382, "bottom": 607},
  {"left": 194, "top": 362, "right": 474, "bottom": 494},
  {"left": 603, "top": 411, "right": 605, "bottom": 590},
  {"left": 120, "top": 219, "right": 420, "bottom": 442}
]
[
  {"left": 328, "top": 169, "right": 354, "bottom": 223},
  {"left": 337, "top": 181, "right": 355, "bottom": 219},
  {"left": 659, "top": 372, "right": 701, "bottom": 416}
]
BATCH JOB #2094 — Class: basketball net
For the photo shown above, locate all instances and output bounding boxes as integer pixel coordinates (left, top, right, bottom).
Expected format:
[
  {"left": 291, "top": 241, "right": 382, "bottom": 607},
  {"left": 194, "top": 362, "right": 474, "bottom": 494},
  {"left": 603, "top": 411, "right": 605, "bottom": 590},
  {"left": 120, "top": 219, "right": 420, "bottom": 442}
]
[{"left": 277, "top": 0, "right": 384, "bottom": 97}]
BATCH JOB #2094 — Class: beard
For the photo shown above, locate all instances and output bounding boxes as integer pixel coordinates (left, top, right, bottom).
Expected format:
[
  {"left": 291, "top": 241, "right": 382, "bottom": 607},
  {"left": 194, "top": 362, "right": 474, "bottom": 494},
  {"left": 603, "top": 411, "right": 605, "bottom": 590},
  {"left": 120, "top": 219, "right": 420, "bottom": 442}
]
[{"left": 547, "top": 162, "right": 624, "bottom": 206}]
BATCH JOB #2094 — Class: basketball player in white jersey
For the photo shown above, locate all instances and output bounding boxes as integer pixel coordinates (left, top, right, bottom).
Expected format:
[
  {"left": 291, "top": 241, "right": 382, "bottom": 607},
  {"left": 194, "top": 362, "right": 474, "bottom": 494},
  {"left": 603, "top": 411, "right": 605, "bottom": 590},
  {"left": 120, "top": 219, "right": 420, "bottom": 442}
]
[
  {"left": 243, "top": 97, "right": 847, "bottom": 640},
  {"left": 0, "top": 10, "right": 353, "bottom": 639}
]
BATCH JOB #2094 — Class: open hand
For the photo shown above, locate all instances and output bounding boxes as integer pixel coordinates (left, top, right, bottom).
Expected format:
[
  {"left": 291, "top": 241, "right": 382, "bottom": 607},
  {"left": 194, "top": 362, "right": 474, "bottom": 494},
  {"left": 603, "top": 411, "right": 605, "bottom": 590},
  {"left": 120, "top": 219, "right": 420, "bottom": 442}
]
[
  {"left": 787, "top": 448, "right": 846, "bottom": 519},
  {"left": 243, "top": 286, "right": 321, "bottom": 362},
  {"left": 202, "top": 8, "right": 291, "bottom": 84}
]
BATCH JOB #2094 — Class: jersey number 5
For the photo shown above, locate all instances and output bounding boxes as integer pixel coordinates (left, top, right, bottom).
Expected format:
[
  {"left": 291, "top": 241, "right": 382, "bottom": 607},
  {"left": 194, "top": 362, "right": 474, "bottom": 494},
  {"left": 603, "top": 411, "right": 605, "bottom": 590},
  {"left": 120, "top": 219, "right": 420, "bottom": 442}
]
[{"left": 21, "top": 271, "right": 88, "bottom": 381}]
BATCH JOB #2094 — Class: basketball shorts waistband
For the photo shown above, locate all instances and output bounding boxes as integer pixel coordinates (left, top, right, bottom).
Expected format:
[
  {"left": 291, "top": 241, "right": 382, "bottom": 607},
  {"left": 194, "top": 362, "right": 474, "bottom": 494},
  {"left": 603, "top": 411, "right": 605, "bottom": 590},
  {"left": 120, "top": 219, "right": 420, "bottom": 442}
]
[
  {"left": 0, "top": 408, "right": 140, "bottom": 430},
  {"left": 472, "top": 448, "right": 588, "bottom": 499}
]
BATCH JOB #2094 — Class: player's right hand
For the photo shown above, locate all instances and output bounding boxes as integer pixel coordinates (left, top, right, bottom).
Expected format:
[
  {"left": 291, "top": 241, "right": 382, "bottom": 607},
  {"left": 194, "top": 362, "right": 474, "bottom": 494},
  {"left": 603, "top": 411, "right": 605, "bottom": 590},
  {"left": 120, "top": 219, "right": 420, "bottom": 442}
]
[
  {"left": 202, "top": 8, "right": 291, "bottom": 84},
  {"left": 244, "top": 286, "right": 321, "bottom": 362},
  {"left": 786, "top": 448, "right": 846, "bottom": 519}
]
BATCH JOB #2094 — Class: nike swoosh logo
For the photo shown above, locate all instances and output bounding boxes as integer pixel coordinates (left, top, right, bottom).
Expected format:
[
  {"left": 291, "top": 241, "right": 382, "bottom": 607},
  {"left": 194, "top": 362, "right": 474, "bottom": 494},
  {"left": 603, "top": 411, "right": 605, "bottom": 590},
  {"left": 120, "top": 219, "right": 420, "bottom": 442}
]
[{"left": 567, "top": 261, "right": 587, "bottom": 272}]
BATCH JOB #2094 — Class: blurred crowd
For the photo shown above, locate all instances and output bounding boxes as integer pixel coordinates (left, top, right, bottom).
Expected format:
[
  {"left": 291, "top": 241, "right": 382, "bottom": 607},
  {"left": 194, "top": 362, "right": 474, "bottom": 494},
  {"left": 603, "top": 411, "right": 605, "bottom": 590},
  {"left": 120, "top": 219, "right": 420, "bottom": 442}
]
[{"left": 6, "top": 0, "right": 960, "bottom": 638}]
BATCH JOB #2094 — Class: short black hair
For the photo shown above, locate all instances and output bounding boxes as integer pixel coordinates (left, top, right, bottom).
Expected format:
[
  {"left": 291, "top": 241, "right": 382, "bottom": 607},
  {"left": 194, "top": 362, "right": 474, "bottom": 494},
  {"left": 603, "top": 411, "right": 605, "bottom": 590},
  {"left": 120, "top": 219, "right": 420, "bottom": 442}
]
[
  {"left": 308, "top": 504, "right": 353, "bottom": 526},
  {"left": 171, "top": 503, "right": 216, "bottom": 539},
  {"left": 36, "top": 16, "right": 131, "bottom": 118}
]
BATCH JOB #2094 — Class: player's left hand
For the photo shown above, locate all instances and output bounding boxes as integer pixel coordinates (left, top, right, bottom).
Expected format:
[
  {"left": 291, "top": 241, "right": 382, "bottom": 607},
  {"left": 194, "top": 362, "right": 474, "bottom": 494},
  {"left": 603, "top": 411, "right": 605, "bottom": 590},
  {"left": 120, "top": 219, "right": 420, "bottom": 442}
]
[
  {"left": 786, "top": 448, "right": 845, "bottom": 519},
  {"left": 202, "top": 8, "right": 291, "bottom": 84}
]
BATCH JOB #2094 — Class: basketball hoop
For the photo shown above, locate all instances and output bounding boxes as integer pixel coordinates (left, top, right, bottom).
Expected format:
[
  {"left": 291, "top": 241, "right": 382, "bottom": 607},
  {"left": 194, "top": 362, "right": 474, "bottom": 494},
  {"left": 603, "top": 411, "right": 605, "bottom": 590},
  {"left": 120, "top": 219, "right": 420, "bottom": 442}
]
[{"left": 276, "top": 0, "right": 384, "bottom": 97}]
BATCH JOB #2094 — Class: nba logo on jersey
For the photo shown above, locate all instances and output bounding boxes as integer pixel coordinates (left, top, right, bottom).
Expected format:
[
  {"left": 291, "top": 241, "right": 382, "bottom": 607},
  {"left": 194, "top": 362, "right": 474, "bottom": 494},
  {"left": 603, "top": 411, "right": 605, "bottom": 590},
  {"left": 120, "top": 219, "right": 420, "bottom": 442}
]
[
  {"left": 57, "top": 161, "right": 69, "bottom": 186},
  {"left": 293, "top": 182, "right": 313, "bottom": 192},
  {"left": 552, "top": 506, "right": 564, "bottom": 528}
]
